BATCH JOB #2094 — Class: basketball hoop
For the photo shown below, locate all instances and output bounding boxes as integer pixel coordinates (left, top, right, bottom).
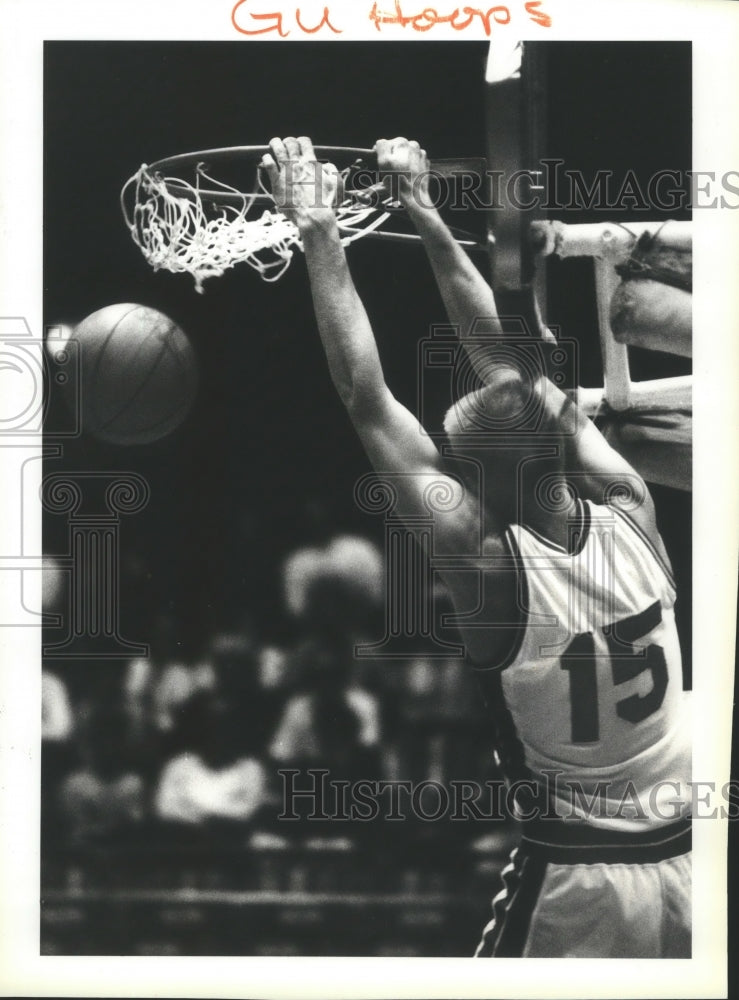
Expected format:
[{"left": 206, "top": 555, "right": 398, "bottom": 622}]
[
  {"left": 120, "top": 146, "right": 399, "bottom": 293},
  {"left": 121, "top": 145, "right": 486, "bottom": 292}
]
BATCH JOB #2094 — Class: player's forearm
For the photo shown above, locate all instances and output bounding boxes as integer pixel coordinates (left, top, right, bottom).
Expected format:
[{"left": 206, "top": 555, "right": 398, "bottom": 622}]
[
  {"left": 299, "top": 212, "right": 387, "bottom": 412},
  {"left": 406, "top": 203, "right": 503, "bottom": 341}
]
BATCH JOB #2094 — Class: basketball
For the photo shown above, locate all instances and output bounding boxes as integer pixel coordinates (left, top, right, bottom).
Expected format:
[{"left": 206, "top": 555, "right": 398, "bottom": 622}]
[{"left": 72, "top": 303, "right": 198, "bottom": 445}]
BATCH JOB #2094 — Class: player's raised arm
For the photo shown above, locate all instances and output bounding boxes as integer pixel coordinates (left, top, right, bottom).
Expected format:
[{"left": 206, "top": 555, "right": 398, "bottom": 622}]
[
  {"left": 375, "top": 137, "right": 502, "bottom": 346},
  {"left": 375, "top": 137, "right": 664, "bottom": 545},
  {"left": 262, "top": 137, "right": 480, "bottom": 548},
  {"left": 263, "top": 137, "right": 385, "bottom": 417}
]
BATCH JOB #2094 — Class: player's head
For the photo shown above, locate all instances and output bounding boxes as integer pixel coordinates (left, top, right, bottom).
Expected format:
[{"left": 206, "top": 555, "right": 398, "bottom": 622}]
[
  {"left": 443, "top": 365, "right": 533, "bottom": 438},
  {"left": 443, "top": 367, "right": 567, "bottom": 520}
]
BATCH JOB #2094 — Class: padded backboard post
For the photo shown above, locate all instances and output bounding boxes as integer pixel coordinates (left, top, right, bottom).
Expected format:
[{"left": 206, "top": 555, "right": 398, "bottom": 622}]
[{"left": 485, "top": 40, "right": 548, "bottom": 337}]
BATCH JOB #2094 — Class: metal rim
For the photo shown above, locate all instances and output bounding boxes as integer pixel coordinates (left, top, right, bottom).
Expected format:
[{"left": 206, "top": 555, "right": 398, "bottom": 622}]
[
  {"left": 128, "top": 145, "right": 486, "bottom": 249},
  {"left": 148, "top": 145, "right": 377, "bottom": 171},
  {"left": 145, "top": 145, "right": 379, "bottom": 204}
]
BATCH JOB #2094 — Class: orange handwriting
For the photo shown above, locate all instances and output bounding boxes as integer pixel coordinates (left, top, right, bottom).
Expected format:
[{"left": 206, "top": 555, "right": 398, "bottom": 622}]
[
  {"left": 525, "top": 0, "right": 551, "bottom": 27},
  {"left": 232, "top": 0, "right": 342, "bottom": 35},
  {"left": 230, "top": 0, "right": 550, "bottom": 37},
  {"left": 369, "top": 0, "right": 511, "bottom": 33}
]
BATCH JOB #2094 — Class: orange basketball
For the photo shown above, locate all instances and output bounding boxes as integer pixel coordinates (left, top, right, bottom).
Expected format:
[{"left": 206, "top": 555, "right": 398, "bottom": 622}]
[{"left": 73, "top": 303, "right": 198, "bottom": 445}]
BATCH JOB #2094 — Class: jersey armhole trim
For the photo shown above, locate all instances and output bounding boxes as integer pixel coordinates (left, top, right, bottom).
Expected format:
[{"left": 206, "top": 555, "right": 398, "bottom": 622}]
[
  {"left": 514, "top": 498, "right": 590, "bottom": 557},
  {"left": 570, "top": 496, "right": 591, "bottom": 557},
  {"left": 610, "top": 504, "right": 677, "bottom": 594}
]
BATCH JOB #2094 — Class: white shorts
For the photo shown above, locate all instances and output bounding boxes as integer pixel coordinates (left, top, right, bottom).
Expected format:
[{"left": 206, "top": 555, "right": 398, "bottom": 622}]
[{"left": 475, "top": 820, "right": 691, "bottom": 958}]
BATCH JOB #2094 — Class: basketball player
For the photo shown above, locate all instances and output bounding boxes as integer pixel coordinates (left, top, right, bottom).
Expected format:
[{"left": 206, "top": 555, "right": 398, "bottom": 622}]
[{"left": 262, "top": 136, "right": 691, "bottom": 958}]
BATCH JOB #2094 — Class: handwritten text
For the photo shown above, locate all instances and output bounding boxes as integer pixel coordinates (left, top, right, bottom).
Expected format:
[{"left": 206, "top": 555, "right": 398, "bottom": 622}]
[{"left": 231, "top": 0, "right": 551, "bottom": 37}]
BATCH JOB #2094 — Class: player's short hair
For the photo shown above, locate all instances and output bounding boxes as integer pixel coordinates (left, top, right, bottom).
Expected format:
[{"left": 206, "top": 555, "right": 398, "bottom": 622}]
[{"left": 443, "top": 366, "right": 534, "bottom": 438}]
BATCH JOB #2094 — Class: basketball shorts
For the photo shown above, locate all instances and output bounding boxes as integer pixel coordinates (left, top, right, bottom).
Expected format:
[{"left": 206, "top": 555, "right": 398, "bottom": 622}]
[{"left": 475, "top": 818, "right": 691, "bottom": 958}]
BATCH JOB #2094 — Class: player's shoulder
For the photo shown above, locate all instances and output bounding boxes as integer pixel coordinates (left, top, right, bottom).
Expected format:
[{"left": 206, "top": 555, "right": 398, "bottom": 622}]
[{"left": 593, "top": 494, "right": 676, "bottom": 589}]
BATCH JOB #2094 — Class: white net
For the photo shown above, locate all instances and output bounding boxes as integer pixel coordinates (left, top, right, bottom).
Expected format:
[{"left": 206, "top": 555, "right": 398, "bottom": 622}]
[{"left": 121, "top": 161, "right": 392, "bottom": 293}]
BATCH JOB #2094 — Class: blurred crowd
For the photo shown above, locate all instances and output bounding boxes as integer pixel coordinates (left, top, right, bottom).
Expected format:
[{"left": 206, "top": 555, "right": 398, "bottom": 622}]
[{"left": 41, "top": 534, "right": 498, "bottom": 868}]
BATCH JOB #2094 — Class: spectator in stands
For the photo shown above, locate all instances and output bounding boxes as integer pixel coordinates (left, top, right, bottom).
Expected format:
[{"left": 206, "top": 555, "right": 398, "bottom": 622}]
[
  {"left": 154, "top": 689, "right": 268, "bottom": 828},
  {"left": 41, "top": 668, "right": 75, "bottom": 842},
  {"left": 42, "top": 669, "right": 74, "bottom": 743},
  {"left": 270, "top": 534, "right": 387, "bottom": 829},
  {"left": 283, "top": 534, "right": 384, "bottom": 644},
  {"left": 120, "top": 654, "right": 165, "bottom": 786},
  {"left": 124, "top": 613, "right": 215, "bottom": 739},
  {"left": 269, "top": 632, "right": 384, "bottom": 785},
  {"left": 58, "top": 703, "right": 146, "bottom": 847},
  {"left": 153, "top": 655, "right": 217, "bottom": 736},
  {"left": 208, "top": 628, "right": 285, "bottom": 761}
]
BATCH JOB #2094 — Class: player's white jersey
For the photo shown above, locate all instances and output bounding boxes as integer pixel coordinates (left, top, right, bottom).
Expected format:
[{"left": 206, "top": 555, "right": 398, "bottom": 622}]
[{"left": 475, "top": 497, "right": 691, "bottom": 832}]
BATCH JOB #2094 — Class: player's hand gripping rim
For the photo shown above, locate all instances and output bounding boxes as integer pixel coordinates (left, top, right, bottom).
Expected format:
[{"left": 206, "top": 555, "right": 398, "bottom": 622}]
[
  {"left": 374, "top": 137, "right": 434, "bottom": 212},
  {"left": 261, "top": 137, "right": 342, "bottom": 226}
]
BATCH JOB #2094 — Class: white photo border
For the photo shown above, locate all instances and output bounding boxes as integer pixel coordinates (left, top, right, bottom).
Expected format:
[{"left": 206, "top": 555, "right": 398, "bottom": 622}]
[{"left": 1, "top": 0, "right": 737, "bottom": 996}]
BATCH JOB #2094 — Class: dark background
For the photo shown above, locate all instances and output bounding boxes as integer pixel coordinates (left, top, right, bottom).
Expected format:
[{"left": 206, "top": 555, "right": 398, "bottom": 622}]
[
  {"left": 43, "top": 40, "right": 692, "bottom": 668},
  {"left": 40, "top": 37, "right": 699, "bottom": 960}
]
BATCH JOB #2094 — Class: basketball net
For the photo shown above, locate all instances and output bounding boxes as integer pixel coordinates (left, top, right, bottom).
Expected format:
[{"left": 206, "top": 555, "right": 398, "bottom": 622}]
[{"left": 121, "top": 162, "right": 393, "bottom": 293}]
